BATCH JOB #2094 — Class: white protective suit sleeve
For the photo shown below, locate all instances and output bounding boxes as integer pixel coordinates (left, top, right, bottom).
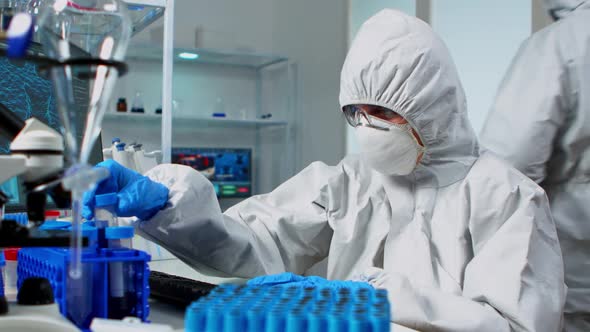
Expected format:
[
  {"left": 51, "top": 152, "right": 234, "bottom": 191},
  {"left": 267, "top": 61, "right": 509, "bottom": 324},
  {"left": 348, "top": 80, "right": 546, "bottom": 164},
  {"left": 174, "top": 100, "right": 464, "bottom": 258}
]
[
  {"left": 480, "top": 30, "right": 571, "bottom": 184},
  {"left": 135, "top": 163, "right": 336, "bottom": 278}
]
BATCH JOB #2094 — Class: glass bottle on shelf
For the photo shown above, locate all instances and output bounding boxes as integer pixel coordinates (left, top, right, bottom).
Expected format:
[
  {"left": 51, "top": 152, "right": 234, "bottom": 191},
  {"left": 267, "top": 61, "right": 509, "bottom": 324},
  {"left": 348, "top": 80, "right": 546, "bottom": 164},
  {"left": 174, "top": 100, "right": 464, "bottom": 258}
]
[
  {"left": 116, "top": 98, "right": 127, "bottom": 112},
  {"left": 131, "top": 91, "right": 145, "bottom": 113},
  {"left": 154, "top": 94, "right": 162, "bottom": 115},
  {"left": 212, "top": 97, "right": 225, "bottom": 118}
]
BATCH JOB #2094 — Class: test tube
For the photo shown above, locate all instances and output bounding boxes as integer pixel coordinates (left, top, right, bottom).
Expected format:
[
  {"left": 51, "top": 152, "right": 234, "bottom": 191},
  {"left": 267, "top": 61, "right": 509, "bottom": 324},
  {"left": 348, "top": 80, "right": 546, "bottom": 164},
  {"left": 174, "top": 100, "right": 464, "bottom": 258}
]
[
  {"left": 66, "top": 264, "right": 93, "bottom": 327},
  {"left": 69, "top": 190, "right": 84, "bottom": 280},
  {"left": 95, "top": 193, "right": 130, "bottom": 319}
]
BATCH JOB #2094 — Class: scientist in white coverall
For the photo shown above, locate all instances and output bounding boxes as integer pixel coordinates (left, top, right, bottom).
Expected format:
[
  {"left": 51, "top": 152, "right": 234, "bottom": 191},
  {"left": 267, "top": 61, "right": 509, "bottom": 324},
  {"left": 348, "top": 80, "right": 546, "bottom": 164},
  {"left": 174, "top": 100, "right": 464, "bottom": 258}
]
[
  {"left": 481, "top": 1, "right": 590, "bottom": 330},
  {"left": 85, "top": 9, "right": 566, "bottom": 331}
]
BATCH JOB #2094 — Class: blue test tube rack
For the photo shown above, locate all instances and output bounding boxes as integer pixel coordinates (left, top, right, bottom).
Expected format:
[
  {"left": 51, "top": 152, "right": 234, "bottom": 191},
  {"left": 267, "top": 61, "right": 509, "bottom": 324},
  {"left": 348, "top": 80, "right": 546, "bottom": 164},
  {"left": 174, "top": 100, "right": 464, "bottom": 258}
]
[
  {"left": 185, "top": 284, "right": 391, "bottom": 332},
  {"left": 15, "top": 220, "right": 151, "bottom": 331},
  {"left": 3, "top": 212, "right": 29, "bottom": 226}
]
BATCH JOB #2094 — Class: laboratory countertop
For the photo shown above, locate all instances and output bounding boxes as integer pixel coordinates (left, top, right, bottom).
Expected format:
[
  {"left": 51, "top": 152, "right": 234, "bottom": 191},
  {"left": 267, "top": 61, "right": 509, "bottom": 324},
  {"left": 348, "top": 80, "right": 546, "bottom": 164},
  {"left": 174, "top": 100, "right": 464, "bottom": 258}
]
[{"left": 148, "top": 299, "right": 186, "bottom": 331}]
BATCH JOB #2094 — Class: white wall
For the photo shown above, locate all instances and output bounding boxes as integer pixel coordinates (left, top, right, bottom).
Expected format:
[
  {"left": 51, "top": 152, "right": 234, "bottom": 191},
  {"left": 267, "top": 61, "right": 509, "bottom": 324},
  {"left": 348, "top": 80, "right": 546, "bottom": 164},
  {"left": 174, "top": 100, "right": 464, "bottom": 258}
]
[
  {"left": 106, "top": 0, "right": 349, "bottom": 280},
  {"left": 346, "top": 0, "right": 416, "bottom": 155},
  {"left": 349, "top": 0, "right": 416, "bottom": 39},
  {"left": 131, "top": 0, "right": 274, "bottom": 52},
  {"left": 533, "top": 0, "right": 553, "bottom": 32},
  {"left": 270, "top": 0, "right": 348, "bottom": 168},
  {"left": 430, "top": 1, "right": 531, "bottom": 134},
  {"left": 345, "top": 1, "right": 534, "bottom": 154}
]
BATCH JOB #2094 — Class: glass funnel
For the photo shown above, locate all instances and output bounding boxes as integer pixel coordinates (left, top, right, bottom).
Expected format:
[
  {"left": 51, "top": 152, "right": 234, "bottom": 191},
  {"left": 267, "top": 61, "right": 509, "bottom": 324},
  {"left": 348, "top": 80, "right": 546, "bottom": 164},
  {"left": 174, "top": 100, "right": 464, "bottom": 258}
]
[
  {"left": 38, "top": 0, "right": 131, "bottom": 164},
  {"left": 37, "top": 0, "right": 131, "bottom": 281}
]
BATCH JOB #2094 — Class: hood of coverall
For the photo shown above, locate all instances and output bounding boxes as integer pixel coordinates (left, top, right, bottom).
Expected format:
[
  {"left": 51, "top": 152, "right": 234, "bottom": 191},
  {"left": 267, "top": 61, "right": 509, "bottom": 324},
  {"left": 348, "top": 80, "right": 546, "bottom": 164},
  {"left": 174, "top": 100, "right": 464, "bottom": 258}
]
[
  {"left": 542, "top": 0, "right": 590, "bottom": 19},
  {"left": 339, "top": 9, "right": 479, "bottom": 187}
]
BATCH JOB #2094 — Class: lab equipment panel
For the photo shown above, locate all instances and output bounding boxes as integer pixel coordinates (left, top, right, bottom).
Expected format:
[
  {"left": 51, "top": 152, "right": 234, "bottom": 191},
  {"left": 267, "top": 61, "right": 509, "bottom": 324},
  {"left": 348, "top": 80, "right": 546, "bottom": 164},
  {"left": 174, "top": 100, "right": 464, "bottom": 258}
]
[{"left": 172, "top": 147, "right": 252, "bottom": 198}]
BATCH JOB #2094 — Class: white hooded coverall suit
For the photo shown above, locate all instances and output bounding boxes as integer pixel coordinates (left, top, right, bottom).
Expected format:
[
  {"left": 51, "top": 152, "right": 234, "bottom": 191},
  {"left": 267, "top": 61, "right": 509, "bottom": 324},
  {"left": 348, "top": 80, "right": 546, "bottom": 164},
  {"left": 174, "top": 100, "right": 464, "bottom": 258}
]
[{"left": 137, "top": 10, "right": 566, "bottom": 332}]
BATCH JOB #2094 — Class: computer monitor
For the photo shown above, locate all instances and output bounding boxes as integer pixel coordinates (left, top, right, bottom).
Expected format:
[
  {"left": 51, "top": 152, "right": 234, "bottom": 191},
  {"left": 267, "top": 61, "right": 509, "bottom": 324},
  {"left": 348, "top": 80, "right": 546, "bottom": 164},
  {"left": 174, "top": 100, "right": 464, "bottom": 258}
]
[
  {"left": 0, "top": 43, "right": 103, "bottom": 212},
  {"left": 172, "top": 147, "right": 252, "bottom": 198}
]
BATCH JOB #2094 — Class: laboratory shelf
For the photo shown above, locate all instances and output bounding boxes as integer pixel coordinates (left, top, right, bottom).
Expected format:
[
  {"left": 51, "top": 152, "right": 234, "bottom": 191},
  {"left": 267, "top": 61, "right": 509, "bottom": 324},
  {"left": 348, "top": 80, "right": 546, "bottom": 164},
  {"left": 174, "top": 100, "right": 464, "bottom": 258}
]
[
  {"left": 0, "top": 2, "right": 165, "bottom": 59},
  {"left": 49, "top": 3, "right": 163, "bottom": 38},
  {"left": 59, "top": 2, "right": 164, "bottom": 37},
  {"left": 124, "top": 1, "right": 165, "bottom": 36},
  {"left": 103, "top": 112, "right": 288, "bottom": 127},
  {"left": 126, "top": 44, "right": 289, "bottom": 69}
]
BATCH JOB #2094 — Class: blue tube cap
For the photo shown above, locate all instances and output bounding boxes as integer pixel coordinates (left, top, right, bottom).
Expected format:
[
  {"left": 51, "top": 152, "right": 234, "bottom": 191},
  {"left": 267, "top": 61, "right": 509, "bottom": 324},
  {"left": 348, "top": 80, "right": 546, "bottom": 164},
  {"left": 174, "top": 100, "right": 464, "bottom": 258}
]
[
  {"left": 6, "top": 13, "right": 33, "bottom": 59},
  {"left": 39, "top": 221, "right": 71, "bottom": 230},
  {"left": 105, "top": 226, "right": 134, "bottom": 240},
  {"left": 112, "top": 137, "right": 121, "bottom": 144},
  {"left": 95, "top": 193, "right": 118, "bottom": 208}
]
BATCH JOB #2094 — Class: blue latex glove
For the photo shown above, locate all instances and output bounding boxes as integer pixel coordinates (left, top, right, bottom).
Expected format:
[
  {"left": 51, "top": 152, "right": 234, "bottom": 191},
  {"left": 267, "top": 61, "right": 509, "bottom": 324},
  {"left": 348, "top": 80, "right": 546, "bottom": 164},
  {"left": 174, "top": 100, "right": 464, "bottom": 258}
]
[
  {"left": 247, "top": 272, "right": 371, "bottom": 290},
  {"left": 82, "top": 159, "right": 169, "bottom": 221}
]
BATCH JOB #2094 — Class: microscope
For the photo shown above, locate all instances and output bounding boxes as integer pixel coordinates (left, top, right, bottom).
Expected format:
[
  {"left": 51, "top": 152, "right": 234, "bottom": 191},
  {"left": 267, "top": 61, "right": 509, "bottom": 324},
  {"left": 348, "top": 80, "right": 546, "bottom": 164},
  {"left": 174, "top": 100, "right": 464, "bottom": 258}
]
[{"left": 0, "top": 102, "right": 76, "bottom": 247}]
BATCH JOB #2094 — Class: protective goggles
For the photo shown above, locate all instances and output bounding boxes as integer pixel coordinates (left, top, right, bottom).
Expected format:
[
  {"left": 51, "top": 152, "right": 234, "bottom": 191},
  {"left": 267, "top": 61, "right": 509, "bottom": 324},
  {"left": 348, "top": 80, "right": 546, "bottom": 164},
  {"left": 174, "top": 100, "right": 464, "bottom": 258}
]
[{"left": 342, "top": 105, "right": 402, "bottom": 131}]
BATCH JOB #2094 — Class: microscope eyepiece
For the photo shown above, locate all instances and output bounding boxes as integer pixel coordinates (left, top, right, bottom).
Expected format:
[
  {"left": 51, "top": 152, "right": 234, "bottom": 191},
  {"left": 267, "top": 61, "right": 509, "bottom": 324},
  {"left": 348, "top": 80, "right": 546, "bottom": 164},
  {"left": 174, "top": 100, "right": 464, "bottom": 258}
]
[{"left": 0, "top": 103, "right": 26, "bottom": 140}]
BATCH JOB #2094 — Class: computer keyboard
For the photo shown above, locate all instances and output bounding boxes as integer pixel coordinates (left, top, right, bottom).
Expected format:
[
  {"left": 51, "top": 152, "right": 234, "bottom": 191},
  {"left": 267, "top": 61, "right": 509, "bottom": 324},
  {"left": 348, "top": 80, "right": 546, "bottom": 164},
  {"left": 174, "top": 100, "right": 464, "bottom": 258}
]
[{"left": 149, "top": 271, "right": 217, "bottom": 306}]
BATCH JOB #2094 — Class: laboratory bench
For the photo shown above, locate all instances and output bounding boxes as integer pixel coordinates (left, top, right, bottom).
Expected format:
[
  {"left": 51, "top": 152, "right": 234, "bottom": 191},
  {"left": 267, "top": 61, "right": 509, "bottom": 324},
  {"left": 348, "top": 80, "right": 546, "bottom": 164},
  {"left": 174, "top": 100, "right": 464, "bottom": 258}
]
[
  {"left": 149, "top": 259, "right": 419, "bottom": 332},
  {"left": 148, "top": 298, "right": 185, "bottom": 331}
]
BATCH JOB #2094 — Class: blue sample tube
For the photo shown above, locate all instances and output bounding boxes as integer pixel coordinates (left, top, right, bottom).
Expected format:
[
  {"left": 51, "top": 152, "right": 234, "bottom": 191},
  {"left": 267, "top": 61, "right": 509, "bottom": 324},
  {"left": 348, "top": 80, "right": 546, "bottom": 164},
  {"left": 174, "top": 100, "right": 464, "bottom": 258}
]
[
  {"left": 205, "top": 303, "right": 224, "bottom": 332},
  {"left": 268, "top": 294, "right": 296, "bottom": 332},
  {"left": 350, "top": 307, "right": 370, "bottom": 332},
  {"left": 371, "top": 312, "right": 390, "bottom": 332},
  {"left": 223, "top": 308, "right": 243, "bottom": 332},
  {"left": 247, "top": 305, "right": 266, "bottom": 332},
  {"left": 370, "top": 294, "right": 391, "bottom": 332},
  {"left": 308, "top": 311, "right": 327, "bottom": 332},
  {"left": 266, "top": 308, "right": 287, "bottom": 332},
  {"left": 286, "top": 308, "right": 307, "bottom": 332},
  {"left": 185, "top": 304, "right": 201, "bottom": 332},
  {"left": 186, "top": 299, "right": 216, "bottom": 332},
  {"left": 66, "top": 264, "right": 93, "bottom": 328},
  {"left": 328, "top": 310, "right": 349, "bottom": 332}
]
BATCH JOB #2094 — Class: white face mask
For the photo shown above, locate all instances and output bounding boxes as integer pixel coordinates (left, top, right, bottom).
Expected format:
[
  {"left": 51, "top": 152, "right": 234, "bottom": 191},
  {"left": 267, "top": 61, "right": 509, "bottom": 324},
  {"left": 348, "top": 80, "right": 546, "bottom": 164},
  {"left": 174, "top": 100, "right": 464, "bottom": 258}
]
[{"left": 355, "top": 120, "right": 425, "bottom": 176}]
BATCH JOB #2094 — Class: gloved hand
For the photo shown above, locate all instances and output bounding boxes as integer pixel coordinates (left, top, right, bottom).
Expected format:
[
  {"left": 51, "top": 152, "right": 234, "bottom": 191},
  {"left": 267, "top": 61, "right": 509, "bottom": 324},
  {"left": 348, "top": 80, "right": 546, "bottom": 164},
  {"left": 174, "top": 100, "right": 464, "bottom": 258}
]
[
  {"left": 247, "top": 272, "right": 372, "bottom": 290},
  {"left": 82, "top": 159, "right": 169, "bottom": 221}
]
